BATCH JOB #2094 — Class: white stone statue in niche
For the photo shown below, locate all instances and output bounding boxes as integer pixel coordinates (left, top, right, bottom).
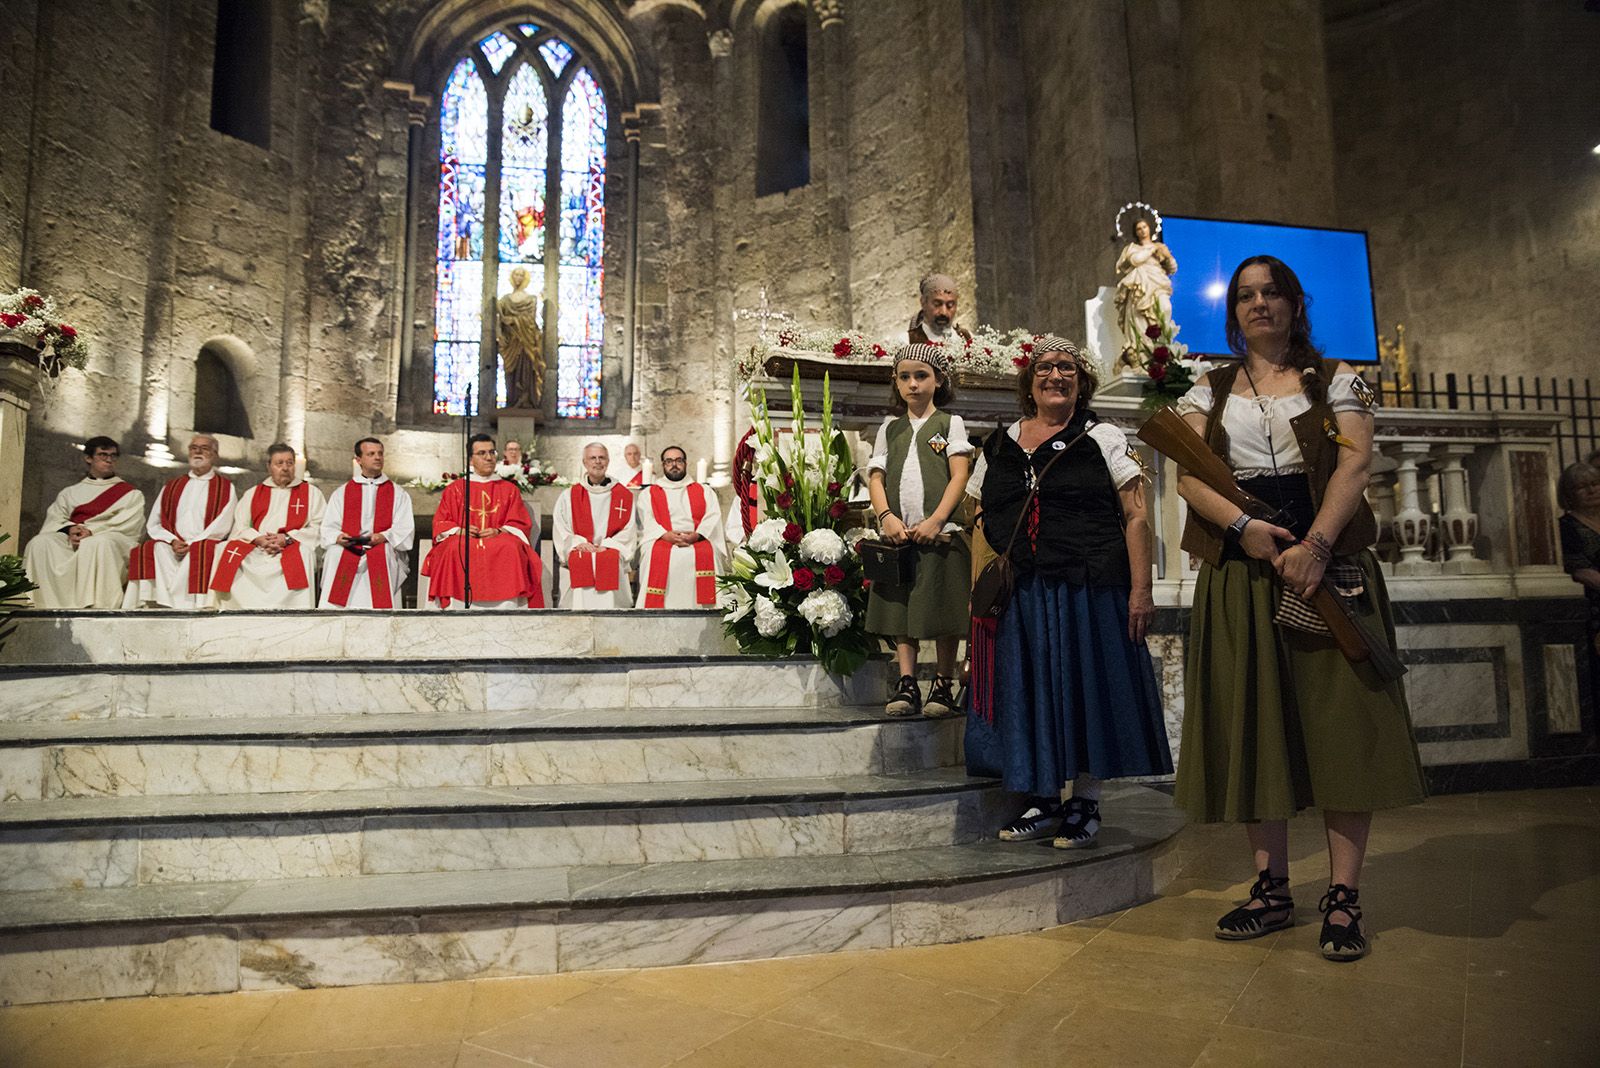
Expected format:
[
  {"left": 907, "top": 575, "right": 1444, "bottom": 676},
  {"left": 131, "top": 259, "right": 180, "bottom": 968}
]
[
  {"left": 1113, "top": 212, "right": 1178, "bottom": 367},
  {"left": 497, "top": 265, "right": 544, "bottom": 412}
]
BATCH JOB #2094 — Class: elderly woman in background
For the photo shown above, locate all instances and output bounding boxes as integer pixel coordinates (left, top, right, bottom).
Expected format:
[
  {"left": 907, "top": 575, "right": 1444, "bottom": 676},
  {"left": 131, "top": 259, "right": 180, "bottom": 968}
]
[
  {"left": 965, "top": 336, "right": 1171, "bottom": 850},
  {"left": 1172, "top": 255, "right": 1426, "bottom": 962}
]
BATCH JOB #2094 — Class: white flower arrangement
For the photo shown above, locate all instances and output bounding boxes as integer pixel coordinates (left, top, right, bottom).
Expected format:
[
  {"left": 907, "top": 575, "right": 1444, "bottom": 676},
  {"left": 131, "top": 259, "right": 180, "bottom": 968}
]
[
  {"left": 798, "top": 528, "right": 847, "bottom": 565},
  {"left": 0, "top": 287, "right": 89, "bottom": 373},
  {"left": 741, "top": 322, "right": 1076, "bottom": 383}
]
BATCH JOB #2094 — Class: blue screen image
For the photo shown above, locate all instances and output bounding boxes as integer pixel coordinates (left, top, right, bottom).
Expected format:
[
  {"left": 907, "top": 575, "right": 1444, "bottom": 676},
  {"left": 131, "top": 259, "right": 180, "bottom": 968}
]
[{"left": 1159, "top": 216, "right": 1379, "bottom": 363}]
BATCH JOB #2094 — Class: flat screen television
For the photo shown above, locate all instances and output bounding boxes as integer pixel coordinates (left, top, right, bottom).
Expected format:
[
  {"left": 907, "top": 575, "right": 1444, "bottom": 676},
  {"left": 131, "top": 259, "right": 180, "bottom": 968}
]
[{"left": 1158, "top": 216, "right": 1379, "bottom": 363}]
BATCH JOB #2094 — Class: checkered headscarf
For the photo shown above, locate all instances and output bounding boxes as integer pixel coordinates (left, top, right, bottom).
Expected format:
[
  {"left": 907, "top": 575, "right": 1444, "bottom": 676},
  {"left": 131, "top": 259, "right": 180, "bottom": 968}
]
[{"left": 893, "top": 342, "right": 951, "bottom": 376}]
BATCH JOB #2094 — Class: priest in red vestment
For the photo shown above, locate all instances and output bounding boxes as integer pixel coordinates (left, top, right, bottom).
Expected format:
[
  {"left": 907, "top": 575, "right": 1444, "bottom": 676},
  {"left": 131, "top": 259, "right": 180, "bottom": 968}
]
[
  {"left": 317, "top": 437, "right": 415, "bottom": 609},
  {"left": 211, "top": 444, "right": 327, "bottom": 610},
  {"left": 421, "top": 434, "right": 544, "bottom": 609},
  {"left": 636, "top": 445, "right": 726, "bottom": 609},
  {"left": 123, "top": 434, "right": 236, "bottom": 610},
  {"left": 553, "top": 442, "right": 638, "bottom": 608}
]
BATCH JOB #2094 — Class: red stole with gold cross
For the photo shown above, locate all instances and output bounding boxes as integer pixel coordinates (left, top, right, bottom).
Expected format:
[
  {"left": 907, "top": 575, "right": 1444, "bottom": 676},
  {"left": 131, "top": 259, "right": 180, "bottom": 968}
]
[
  {"left": 210, "top": 483, "right": 313, "bottom": 593},
  {"left": 567, "top": 483, "right": 632, "bottom": 592},
  {"left": 642, "top": 483, "right": 717, "bottom": 608}
]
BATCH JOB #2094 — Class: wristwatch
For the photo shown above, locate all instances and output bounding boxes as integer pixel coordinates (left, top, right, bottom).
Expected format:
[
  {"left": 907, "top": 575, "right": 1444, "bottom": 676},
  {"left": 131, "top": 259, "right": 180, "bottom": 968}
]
[{"left": 1225, "top": 513, "right": 1253, "bottom": 542}]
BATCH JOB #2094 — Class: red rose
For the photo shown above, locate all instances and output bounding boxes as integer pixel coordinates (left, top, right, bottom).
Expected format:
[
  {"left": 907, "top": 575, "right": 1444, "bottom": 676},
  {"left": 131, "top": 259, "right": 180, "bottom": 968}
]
[
  {"left": 793, "top": 567, "right": 816, "bottom": 591},
  {"left": 871, "top": 344, "right": 887, "bottom": 359},
  {"left": 0, "top": 313, "right": 24, "bottom": 328},
  {"left": 1145, "top": 324, "right": 1162, "bottom": 340},
  {"left": 824, "top": 564, "right": 846, "bottom": 587},
  {"left": 1021, "top": 342, "right": 1034, "bottom": 354},
  {"left": 775, "top": 491, "right": 794, "bottom": 510},
  {"left": 21, "top": 295, "right": 43, "bottom": 309},
  {"left": 59, "top": 324, "right": 77, "bottom": 338},
  {"left": 828, "top": 500, "right": 848, "bottom": 519},
  {"left": 1151, "top": 345, "right": 1170, "bottom": 363},
  {"left": 783, "top": 522, "right": 803, "bottom": 543},
  {"left": 826, "top": 481, "right": 841, "bottom": 494},
  {"left": 1149, "top": 363, "right": 1168, "bottom": 382},
  {"left": 833, "top": 338, "right": 852, "bottom": 357},
  {"left": 1012, "top": 356, "right": 1029, "bottom": 368},
  {"left": 782, "top": 472, "right": 794, "bottom": 488}
]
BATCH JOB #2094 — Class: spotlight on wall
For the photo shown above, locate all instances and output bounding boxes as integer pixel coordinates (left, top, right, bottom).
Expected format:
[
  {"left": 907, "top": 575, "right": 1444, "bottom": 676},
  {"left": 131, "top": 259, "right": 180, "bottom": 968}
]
[{"left": 1592, "top": 143, "right": 1600, "bottom": 155}]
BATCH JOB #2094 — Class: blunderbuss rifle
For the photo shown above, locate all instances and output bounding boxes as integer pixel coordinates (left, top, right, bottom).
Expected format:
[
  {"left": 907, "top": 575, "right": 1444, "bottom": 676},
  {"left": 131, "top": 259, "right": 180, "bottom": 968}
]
[{"left": 1136, "top": 406, "right": 1407, "bottom": 684}]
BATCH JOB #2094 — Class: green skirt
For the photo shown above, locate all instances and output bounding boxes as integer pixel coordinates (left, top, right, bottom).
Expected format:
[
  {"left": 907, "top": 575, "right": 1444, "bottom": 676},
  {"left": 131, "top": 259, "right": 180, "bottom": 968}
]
[
  {"left": 1173, "top": 550, "right": 1428, "bottom": 824},
  {"left": 865, "top": 537, "right": 972, "bottom": 640}
]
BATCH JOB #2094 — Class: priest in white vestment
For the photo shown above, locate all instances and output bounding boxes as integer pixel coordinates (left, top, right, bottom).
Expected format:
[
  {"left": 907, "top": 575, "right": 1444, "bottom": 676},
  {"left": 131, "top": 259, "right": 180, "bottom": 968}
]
[
  {"left": 212, "top": 444, "right": 327, "bottom": 610},
  {"left": 552, "top": 442, "right": 637, "bottom": 608},
  {"left": 636, "top": 445, "right": 726, "bottom": 608},
  {"left": 615, "top": 441, "right": 647, "bottom": 488},
  {"left": 318, "top": 437, "right": 415, "bottom": 609},
  {"left": 24, "top": 436, "right": 146, "bottom": 609},
  {"left": 123, "top": 434, "right": 237, "bottom": 610}
]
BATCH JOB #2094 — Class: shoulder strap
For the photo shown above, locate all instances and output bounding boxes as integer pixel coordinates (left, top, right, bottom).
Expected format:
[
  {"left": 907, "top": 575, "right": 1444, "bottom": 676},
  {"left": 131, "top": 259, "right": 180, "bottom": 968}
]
[{"left": 995, "top": 427, "right": 1093, "bottom": 562}]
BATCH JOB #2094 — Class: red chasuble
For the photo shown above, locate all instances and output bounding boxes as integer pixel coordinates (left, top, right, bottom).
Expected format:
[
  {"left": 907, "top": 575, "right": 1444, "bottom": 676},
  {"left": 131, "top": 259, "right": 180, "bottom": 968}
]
[
  {"left": 210, "top": 483, "right": 313, "bottom": 593},
  {"left": 68, "top": 481, "right": 136, "bottom": 526},
  {"left": 642, "top": 483, "right": 718, "bottom": 608},
  {"left": 327, "top": 479, "right": 397, "bottom": 608},
  {"left": 567, "top": 483, "right": 633, "bottom": 592},
  {"left": 421, "top": 477, "right": 544, "bottom": 607},
  {"left": 127, "top": 475, "right": 233, "bottom": 594}
]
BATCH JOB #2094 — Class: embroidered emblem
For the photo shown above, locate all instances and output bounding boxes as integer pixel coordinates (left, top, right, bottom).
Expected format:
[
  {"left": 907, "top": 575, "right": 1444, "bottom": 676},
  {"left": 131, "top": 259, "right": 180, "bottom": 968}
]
[
  {"left": 927, "top": 433, "right": 949, "bottom": 454},
  {"left": 1323, "top": 417, "right": 1357, "bottom": 449},
  {"left": 1351, "top": 375, "right": 1378, "bottom": 410},
  {"left": 1051, "top": 440, "right": 1067, "bottom": 451}
]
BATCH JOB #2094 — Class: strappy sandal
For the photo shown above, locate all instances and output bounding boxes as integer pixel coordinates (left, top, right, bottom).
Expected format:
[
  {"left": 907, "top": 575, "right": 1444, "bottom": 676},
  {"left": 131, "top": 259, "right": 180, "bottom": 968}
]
[
  {"left": 1052, "top": 797, "right": 1101, "bottom": 850},
  {"left": 1215, "top": 869, "right": 1295, "bottom": 941},
  {"left": 1318, "top": 883, "right": 1369, "bottom": 961}
]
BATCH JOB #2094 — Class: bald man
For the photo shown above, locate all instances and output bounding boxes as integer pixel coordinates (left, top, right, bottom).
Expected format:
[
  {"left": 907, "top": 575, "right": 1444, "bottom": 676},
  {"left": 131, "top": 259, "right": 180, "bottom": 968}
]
[
  {"left": 909, "top": 273, "right": 973, "bottom": 346},
  {"left": 123, "top": 434, "right": 238, "bottom": 609},
  {"left": 552, "top": 442, "right": 638, "bottom": 608}
]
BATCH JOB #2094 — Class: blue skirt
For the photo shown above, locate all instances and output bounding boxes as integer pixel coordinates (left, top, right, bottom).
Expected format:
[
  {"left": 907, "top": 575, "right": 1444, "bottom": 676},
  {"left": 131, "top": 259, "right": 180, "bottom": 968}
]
[{"left": 967, "top": 573, "right": 1172, "bottom": 795}]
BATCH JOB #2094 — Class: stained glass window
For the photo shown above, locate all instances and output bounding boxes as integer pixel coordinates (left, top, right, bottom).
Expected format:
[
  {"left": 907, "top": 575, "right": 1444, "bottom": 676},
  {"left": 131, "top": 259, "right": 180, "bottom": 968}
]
[{"left": 432, "top": 28, "right": 608, "bottom": 418}]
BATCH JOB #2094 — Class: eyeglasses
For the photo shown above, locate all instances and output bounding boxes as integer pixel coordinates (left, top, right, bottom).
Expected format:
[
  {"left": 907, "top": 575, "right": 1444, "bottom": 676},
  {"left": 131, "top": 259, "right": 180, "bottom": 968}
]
[{"left": 1034, "top": 362, "right": 1079, "bottom": 378}]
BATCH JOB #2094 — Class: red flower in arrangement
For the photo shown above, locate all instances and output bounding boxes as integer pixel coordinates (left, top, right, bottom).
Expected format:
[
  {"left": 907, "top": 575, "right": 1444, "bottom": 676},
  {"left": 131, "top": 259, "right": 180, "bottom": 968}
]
[
  {"left": 871, "top": 344, "right": 887, "bottom": 359},
  {"left": 1145, "top": 323, "right": 1162, "bottom": 340},
  {"left": 59, "top": 324, "right": 77, "bottom": 338},
  {"left": 775, "top": 491, "right": 794, "bottom": 510},
  {"left": 827, "top": 500, "right": 848, "bottom": 519},
  {"left": 826, "top": 481, "right": 841, "bottom": 495},
  {"left": 833, "top": 338, "right": 852, "bottom": 357},
  {"left": 1012, "top": 356, "right": 1029, "bottom": 368},
  {"left": 824, "top": 564, "right": 846, "bottom": 587},
  {"left": 1148, "top": 362, "right": 1168, "bottom": 382},
  {"left": 0, "top": 313, "right": 25, "bottom": 328},
  {"left": 1021, "top": 342, "right": 1034, "bottom": 354},
  {"left": 783, "top": 472, "right": 795, "bottom": 488},
  {"left": 782, "top": 522, "right": 804, "bottom": 544},
  {"left": 964, "top": 337, "right": 973, "bottom": 348},
  {"left": 1151, "top": 345, "right": 1170, "bottom": 363},
  {"left": 21, "top": 295, "right": 43, "bottom": 309},
  {"left": 793, "top": 567, "right": 816, "bottom": 591}
]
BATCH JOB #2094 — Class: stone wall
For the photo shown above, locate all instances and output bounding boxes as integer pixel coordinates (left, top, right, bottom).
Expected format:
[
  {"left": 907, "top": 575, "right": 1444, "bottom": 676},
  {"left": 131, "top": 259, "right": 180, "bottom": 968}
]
[
  {"left": 1326, "top": 0, "right": 1600, "bottom": 384},
  {"left": 0, "top": 0, "right": 39, "bottom": 290}
]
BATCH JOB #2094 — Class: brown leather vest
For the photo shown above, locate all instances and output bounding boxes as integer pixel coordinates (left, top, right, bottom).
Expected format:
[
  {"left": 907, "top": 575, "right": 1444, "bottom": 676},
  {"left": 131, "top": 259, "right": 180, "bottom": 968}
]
[{"left": 1180, "top": 358, "right": 1378, "bottom": 567}]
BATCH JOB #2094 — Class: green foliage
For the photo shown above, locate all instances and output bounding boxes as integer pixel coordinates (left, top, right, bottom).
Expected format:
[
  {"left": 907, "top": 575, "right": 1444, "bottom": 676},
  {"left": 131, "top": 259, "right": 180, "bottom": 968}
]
[{"left": 0, "top": 533, "right": 38, "bottom": 655}]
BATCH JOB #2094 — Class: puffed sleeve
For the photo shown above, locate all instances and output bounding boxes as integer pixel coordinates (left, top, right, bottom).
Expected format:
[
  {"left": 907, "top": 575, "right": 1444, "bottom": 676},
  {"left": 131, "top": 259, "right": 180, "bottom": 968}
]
[
  {"left": 1089, "top": 423, "right": 1145, "bottom": 489},
  {"left": 866, "top": 418, "right": 892, "bottom": 473},
  {"left": 945, "top": 414, "right": 974, "bottom": 456},
  {"left": 965, "top": 453, "right": 987, "bottom": 499},
  {"left": 1173, "top": 382, "right": 1214, "bottom": 418},
  {"left": 1329, "top": 372, "right": 1378, "bottom": 415}
]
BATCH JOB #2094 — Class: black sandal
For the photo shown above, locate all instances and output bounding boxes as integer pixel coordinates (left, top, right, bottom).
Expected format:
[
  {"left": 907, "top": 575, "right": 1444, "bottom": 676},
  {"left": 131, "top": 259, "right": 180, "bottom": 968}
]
[
  {"left": 885, "top": 675, "right": 921, "bottom": 717},
  {"left": 1318, "top": 883, "right": 1369, "bottom": 961},
  {"left": 1052, "top": 797, "right": 1101, "bottom": 850},
  {"left": 1215, "top": 869, "right": 1295, "bottom": 941},
  {"left": 923, "top": 674, "right": 959, "bottom": 717}
]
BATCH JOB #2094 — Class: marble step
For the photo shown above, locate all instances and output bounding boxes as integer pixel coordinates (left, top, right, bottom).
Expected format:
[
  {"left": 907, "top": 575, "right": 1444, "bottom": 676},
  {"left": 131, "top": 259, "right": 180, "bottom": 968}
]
[
  {"left": 0, "top": 711, "right": 960, "bottom": 799},
  {"left": 1, "top": 609, "right": 732, "bottom": 666},
  {"left": 0, "top": 656, "right": 891, "bottom": 721},
  {"left": 0, "top": 770, "right": 1012, "bottom": 890},
  {"left": 0, "top": 785, "right": 1186, "bottom": 1005}
]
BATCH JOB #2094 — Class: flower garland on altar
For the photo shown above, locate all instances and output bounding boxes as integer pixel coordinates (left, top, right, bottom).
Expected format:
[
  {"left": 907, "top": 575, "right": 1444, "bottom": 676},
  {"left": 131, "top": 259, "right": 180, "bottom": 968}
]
[
  {"left": 0, "top": 287, "right": 89, "bottom": 374},
  {"left": 721, "top": 368, "right": 875, "bottom": 676},
  {"left": 409, "top": 459, "right": 567, "bottom": 493},
  {"left": 741, "top": 324, "right": 1067, "bottom": 382}
]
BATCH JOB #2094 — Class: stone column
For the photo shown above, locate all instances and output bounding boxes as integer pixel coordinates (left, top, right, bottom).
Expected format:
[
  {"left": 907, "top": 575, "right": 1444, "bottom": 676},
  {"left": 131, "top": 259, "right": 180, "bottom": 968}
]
[
  {"left": 1387, "top": 442, "right": 1438, "bottom": 575},
  {"left": 1366, "top": 466, "right": 1398, "bottom": 565},
  {"left": 1432, "top": 443, "right": 1488, "bottom": 574},
  {"left": 708, "top": 28, "right": 737, "bottom": 487},
  {"left": 810, "top": 0, "right": 853, "bottom": 324},
  {"left": 0, "top": 345, "right": 42, "bottom": 548}
]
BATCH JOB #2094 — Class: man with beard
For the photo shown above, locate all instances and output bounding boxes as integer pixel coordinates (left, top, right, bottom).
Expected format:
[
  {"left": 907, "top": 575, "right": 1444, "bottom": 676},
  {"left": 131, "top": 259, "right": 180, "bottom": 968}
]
[
  {"left": 24, "top": 436, "right": 146, "bottom": 608},
  {"left": 123, "top": 434, "right": 237, "bottom": 609},
  {"left": 636, "top": 444, "right": 726, "bottom": 609},
  {"left": 211, "top": 444, "right": 327, "bottom": 609},
  {"left": 908, "top": 274, "right": 973, "bottom": 347}
]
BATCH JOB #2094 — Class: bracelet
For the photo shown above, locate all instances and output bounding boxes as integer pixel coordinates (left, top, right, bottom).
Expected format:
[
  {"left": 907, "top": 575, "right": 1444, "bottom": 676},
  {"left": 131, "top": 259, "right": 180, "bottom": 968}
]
[
  {"left": 1306, "top": 530, "right": 1334, "bottom": 555},
  {"left": 876, "top": 509, "right": 893, "bottom": 521},
  {"left": 1299, "top": 538, "right": 1331, "bottom": 563}
]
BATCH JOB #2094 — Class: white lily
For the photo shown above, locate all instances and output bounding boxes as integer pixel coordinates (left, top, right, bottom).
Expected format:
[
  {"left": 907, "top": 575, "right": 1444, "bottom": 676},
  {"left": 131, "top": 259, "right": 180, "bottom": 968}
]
[
  {"left": 754, "top": 551, "right": 794, "bottom": 591},
  {"left": 723, "top": 584, "right": 753, "bottom": 623}
]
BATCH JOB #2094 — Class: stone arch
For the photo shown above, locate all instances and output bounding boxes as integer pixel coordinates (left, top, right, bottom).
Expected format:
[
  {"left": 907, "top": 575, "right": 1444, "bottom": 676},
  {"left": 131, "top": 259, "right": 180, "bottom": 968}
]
[
  {"left": 753, "top": 1, "right": 810, "bottom": 196},
  {"left": 193, "top": 335, "right": 256, "bottom": 439}
]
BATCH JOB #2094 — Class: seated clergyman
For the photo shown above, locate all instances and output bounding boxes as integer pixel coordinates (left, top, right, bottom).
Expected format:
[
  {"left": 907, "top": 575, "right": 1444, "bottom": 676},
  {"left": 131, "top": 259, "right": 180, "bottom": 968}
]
[
  {"left": 211, "top": 444, "right": 327, "bottom": 610},
  {"left": 318, "top": 437, "right": 415, "bottom": 609},
  {"left": 636, "top": 444, "right": 726, "bottom": 609},
  {"left": 420, "top": 433, "right": 545, "bottom": 609},
  {"left": 23, "top": 436, "right": 147, "bottom": 609},
  {"left": 552, "top": 442, "right": 637, "bottom": 608},
  {"left": 123, "top": 434, "right": 237, "bottom": 610}
]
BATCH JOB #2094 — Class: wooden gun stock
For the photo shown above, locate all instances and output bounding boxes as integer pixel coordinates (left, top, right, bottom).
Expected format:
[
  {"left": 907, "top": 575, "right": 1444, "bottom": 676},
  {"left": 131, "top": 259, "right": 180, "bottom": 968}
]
[{"left": 1136, "top": 406, "right": 1406, "bottom": 683}]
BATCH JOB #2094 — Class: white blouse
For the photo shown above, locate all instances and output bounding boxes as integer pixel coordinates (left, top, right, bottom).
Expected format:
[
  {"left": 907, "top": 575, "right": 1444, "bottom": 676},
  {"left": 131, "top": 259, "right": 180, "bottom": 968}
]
[
  {"left": 867, "top": 411, "right": 974, "bottom": 529},
  {"left": 966, "top": 420, "right": 1144, "bottom": 498},
  {"left": 1173, "top": 372, "right": 1371, "bottom": 477}
]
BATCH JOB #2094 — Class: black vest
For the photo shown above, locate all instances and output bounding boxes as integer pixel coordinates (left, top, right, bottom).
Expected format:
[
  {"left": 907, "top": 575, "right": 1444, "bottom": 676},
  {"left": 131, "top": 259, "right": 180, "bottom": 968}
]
[{"left": 979, "top": 411, "right": 1131, "bottom": 587}]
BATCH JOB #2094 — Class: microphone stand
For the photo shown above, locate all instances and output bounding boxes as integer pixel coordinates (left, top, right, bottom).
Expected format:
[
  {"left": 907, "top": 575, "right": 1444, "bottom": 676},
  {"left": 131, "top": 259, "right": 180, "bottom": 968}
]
[{"left": 463, "top": 381, "right": 473, "bottom": 609}]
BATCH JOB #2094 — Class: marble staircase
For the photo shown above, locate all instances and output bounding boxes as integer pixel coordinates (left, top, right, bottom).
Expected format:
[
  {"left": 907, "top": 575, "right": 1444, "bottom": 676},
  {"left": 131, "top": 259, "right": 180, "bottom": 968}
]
[{"left": 0, "top": 611, "right": 1184, "bottom": 1005}]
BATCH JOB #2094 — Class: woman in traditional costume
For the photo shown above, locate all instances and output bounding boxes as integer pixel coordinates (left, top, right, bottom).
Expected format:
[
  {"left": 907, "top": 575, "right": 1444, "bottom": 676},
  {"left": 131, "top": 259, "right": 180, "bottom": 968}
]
[{"left": 1173, "top": 255, "right": 1426, "bottom": 961}]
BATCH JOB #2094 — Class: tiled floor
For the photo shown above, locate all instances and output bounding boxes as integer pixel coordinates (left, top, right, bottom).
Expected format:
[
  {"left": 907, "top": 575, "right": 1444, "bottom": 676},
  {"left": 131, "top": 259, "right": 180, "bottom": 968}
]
[{"left": 2, "top": 786, "right": 1595, "bottom": 1068}]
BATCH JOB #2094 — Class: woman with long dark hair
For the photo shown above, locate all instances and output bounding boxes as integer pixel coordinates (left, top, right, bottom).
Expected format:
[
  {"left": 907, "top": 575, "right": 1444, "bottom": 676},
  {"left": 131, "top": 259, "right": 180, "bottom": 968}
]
[{"left": 1172, "top": 256, "right": 1426, "bottom": 961}]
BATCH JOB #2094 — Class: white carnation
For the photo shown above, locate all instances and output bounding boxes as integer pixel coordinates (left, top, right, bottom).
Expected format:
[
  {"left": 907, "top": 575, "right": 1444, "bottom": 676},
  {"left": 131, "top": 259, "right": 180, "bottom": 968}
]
[
  {"left": 843, "top": 527, "right": 873, "bottom": 551},
  {"left": 798, "top": 528, "right": 846, "bottom": 565},
  {"left": 747, "top": 518, "right": 787, "bottom": 553},
  {"left": 754, "top": 594, "right": 788, "bottom": 638},
  {"left": 798, "top": 588, "right": 852, "bottom": 637}
]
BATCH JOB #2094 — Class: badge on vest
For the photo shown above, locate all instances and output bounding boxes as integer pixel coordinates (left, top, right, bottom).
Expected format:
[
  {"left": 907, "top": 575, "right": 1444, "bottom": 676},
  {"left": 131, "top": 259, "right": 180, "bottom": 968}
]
[
  {"left": 1350, "top": 375, "right": 1378, "bottom": 410},
  {"left": 927, "top": 433, "right": 949, "bottom": 454},
  {"left": 1051, "top": 440, "right": 1067, "bottom": 451}
]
